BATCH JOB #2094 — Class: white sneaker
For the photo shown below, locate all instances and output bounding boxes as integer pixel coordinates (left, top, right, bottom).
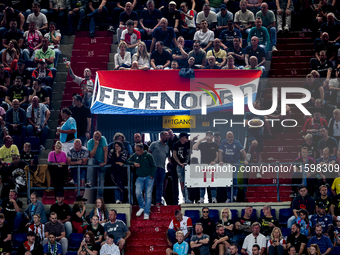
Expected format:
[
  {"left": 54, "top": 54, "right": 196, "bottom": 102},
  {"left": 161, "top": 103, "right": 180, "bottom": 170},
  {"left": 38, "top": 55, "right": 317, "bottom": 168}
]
[
  {"left": 233, "top": 196, "right": 237, "bottom": 202},
  {"left": 198, "top": 198, "right": 204, "bottom": 203},
  {"left": 278, "top": 27, "right": 283, "bottom": 33},
  {"left": 116, "top": 200, "right": 122, "bottom": 204},
  {"left": 284, "top": 26, "right": 289, "bottom": 32},
  {"left": 225, "top": 199, "right": 231, "bottom": 203},
  {"left": 136, "top": 208, "right": 144, "bottom": 217},
  {"left": 212, "top": 197, "right": 217, "bottom": 203},
  {"left": 143, "top": 214, "right": 149, "bottom": 220},
  {"left": 107, "top": 25, "right": 115, "bottom": 32},
  {"left": 246, "top": 153, "right": 251, "bottom": 161},
  {"left": 272, "top": 46, "right": 278, "bottom": 52},
  {"left": 256, "top": 173, "right": 263, "bottom": 179}
]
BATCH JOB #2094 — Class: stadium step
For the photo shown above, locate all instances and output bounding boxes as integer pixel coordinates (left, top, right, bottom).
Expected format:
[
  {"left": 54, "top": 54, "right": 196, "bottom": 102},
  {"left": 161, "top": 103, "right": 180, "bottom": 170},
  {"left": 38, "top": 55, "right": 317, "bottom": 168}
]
[
  {"left": 277, "top": 31, "right": 313, "bottom": 38},
  {"left": 270, "top": 62, "right": 310, "bottom": 69},
  {"left": 277, "top": 37, "right": 312, "bottom": 44},
  {"left": 272, "top": 49, "right": 314, "bottom": 56},
  {"left": 271, "top": 56, "right": 313, "bottom": 63},
  {"left": 268, "top": 68, "right": 311, "bottom": 76},
  {"left": 277, "top": 43, "right": 313, "bottom": 50}
]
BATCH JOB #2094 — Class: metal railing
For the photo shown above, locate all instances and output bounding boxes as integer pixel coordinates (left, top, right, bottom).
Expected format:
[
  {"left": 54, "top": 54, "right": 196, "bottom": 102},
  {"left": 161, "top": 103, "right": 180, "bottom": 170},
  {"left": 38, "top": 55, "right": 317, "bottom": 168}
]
[{"left": 27, "top": 164, "right": 132, "bottom": 203}]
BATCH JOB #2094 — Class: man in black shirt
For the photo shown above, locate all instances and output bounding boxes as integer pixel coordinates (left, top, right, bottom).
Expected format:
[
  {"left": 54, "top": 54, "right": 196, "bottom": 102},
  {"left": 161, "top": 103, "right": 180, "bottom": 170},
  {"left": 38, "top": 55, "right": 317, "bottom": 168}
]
[
  {"left": 29, "top": 79, "right": 49, "bottom": 106},
  {"left": 304, "top": 74, "right": 324, "bottom": 103},
  {"left": 1, "top": 19, "right": 23, "bottom": 55},
  {"left": 316, "top": 184, "right": 332, "bottom": 213},
  {"left": 6, "top": 155, "right": 28, "bottom": 193},
  {"left": 0, "top": 7, "right": 24, "bottom": 32},
  {"left": 211, "top": 224, "right": 230, "bottom": 255},
  {"left": 0, "top": 189, "right": 23, "bottom": 232},
  {"left": 311, "top": 50, "right": 333, "bottom": 79},
  {"left": 5, "top": 76, "right": 28, "bottom": 110},
  {"left": 10, "top": 59, "right": 31, "bottom": 87},
  {"left": 162, "top": 1, "right": 180, "bottom": 34},
  {"left": 70, "top": 94, "right": 91, "bottom": 146},
  {"left": 258, "top": 205, "right": 279, "bottom": 238},
  {"left": 232, "top": 206, "right": 254, "bottom": 246},
  {"left": 0, "top": 213, "right": 11, "bottom": 254},
  {"left": 196, "top": 207, "right": 215, "bottom": 238},
  {"left": 287, "top": 223, "right": 307, "bottom": 255},
  {"left": 49, "top": 192, "right": 72, "bottom": 238}
]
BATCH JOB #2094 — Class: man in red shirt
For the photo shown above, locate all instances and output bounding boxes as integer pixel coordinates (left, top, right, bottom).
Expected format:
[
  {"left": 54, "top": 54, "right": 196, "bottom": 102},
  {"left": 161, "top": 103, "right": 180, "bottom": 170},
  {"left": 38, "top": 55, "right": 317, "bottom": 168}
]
[
  {"left": 166, "top": 210, "right": 192, "bottom": 246},
  {"left": 303, "top": 109, "right": 328, "bottom": 144}
]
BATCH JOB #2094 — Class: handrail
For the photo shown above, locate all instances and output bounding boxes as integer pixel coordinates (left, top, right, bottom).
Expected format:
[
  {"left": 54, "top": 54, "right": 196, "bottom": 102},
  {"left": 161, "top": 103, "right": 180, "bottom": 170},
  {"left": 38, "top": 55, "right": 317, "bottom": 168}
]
[{"left": 27, "top": 164, "right": 132, "bottom": 204}]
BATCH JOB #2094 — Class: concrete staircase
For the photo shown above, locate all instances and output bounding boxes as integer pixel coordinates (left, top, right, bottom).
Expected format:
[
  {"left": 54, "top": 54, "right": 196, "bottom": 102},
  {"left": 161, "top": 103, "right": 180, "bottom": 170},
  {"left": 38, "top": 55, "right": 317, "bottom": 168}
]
[{"left": 38, "top": 35, "right": 75, "bottom": 164}]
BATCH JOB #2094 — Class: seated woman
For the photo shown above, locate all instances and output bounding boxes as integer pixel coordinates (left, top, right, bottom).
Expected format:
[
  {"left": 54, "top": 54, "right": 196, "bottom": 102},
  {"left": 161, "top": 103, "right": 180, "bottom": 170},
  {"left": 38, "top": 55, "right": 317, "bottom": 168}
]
[
  {"left": 132, "top": 42, "right": 150, "bottom": 70},
  {"left": 72, "top": 198, "right": 88, "bottom": 234},
  {"left": 267, "top": 227, "right": 286, "bottom": 255},
  {"left": 114, "top": 41, "right": 131, "bottom": 70},
  {"left": 217, "top": 208, "right": 234, "bottom": 240},
  {"left": 187, "top": 56, "right": 200, "bottom": 69},
  {"left": 2, "top": 39, "right": 20, "bottom": 74},
  {"left": 44, "top": 22, "right": 61, "bottom": 68},
  {"left": 88, "top": 198, "right": 109, "bottom": 226}
]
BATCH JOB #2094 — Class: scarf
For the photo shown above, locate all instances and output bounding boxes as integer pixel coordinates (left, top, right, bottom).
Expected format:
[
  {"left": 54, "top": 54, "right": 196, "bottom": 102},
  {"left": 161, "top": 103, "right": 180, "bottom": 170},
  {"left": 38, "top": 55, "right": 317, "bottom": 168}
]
[
  {"left": 24, "top": 241, "right": 34, "bottom": 251},
  {"left": 48, "top": 241, "right": 58, "bottom": 255},
  {"left": 31, "top": 104, "right": 41, "bottom": 127},
  {"left": 96, "top": 208, "right": 104, "bottom": 221},
  {"left": 27, "top": 30, "right": 40, "bottom": 50},
  {"left": 30, "top": 223, "right": 44, "bottom": 240}
]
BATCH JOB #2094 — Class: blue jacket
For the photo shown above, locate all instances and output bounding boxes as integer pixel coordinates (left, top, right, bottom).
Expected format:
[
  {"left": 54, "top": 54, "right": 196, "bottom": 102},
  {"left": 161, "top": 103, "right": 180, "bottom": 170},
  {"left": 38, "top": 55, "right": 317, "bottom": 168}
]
[
  {"left": 5, "top": 107, "right": 26, "bottom": 126},
  {"left": 292, "top": 194, "right": 316, "bottom": 216},
  {"left": 24, "top": 200, "right": 48, "bottom": 224}
]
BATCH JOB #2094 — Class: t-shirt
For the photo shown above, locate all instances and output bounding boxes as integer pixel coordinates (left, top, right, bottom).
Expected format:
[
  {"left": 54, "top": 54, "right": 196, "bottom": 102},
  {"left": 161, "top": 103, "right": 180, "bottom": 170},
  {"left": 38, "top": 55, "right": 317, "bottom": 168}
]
[
  {"left": 307, "top": 235, "right": 333, "bottom": 254},
  {"left": 196, "top": 217, "right": 215, "bottom": 237},
  {"left": 0, "top": 223, "right": 11, "bottom": 242},
  {"left": 150, "top": 50, "right": 171, "bottom": 66},
  {"left": 87, "top": 224, "right": 104, "bottom": 241},
  {"left": 121, "top": 29, "right": 141, "bottom": 45},
  {"left": 304, "top": 81, "right": 322, "bottom": 100},
  {"left": 258, "top": 216, "right": 279, "bottom": 236},
  {"left": 43, "top": 242, "right": 62, "bottom": 255},
  {"left": 311, "top": 60, "right": 333, "bottom": 78},
  {"left": 49, "top": 203, "right": 71, "bottom": 221},
  {"left": 149, "top": 140, "right": 169, "bottom": 169},
  {"left": 67, "top": 147, "right": 89, "bottom": 161},
  {"left": 318, "top": 136, "right": 338, "bottom": 153},
  {"left": 235, "top": 217, "right": 254, "bottom": 235},
  {"left": 73, "top": 76, "right": 94, "bottom": 92},
  {"left": 104, "top": 220, "right": 129, "bottom": 243},
  {"left": 119, "top": 10, "right": 138, "bottom": 23},
  {"left": 69, "top": 105, "right": 91, "bottom": 137},
  {"left": 0, "top": 144, "right": 19, "bottom": 163},
  {"left": 193, "top": 30, "right": 215, "bottom": 45},
  {"left": 207, "top": 49, "right": 227, "bottom": 64},
  {"left": 71, "top": 205, "right": 85, "bottom": 223},
  {"left": 47, "top": 151, "right": 67, "bottom": 164},
  {"left": 172, "top": 140, "right": 191, "bottom": 164},
  {"left": 219, "top": 29, "right": 242, "bottom": 48},
  {"left": 301, "top": 142, "right": 318, "bottom": 158},
  {"left": 228, "top": 47, "right": 245, "bottom": 66},
  {"left": 26, "top": 13, "right": 48, "bottom": 29},
  {"left": 21, "top": 151, "right": 35, "bottom": 164},
  {"left": 171, "top": 47, "right": 190, "bottom": 68},
  {"left": 2, "top": 29, "right": 23, "bottom": 45},
  {"left": 248, "top": 27, "right": 270, "bottom": 50},
  {"left": 29, "top": 87, "right": 48, "bottom": 103},
  {"left": 315, "top": 41, "right": 336, "bottom": 60},
  {"left": 181, "top": 10, "right": 195, "bottom": 28},
  {"left": 188, "top": 49, "right": 206, "bottom": 65},
  {"left": 332, "top": 178, "right": 340, "bottom": 194},
  {"left": 140, "top": 9, "right": 162, "bottom": 29},
  {"left": 245, "top": 45, "right": 266, "bottom": 64},
  {"left": 316, "top": 196, "right": 332, "bottom": 213},
  {"left": 10, "top": 69, "right": 31, "bottom": 85},
  {"left": 44, "top": 221, "right": 65, "bottom": 236},
  {"left": 60, "top": 117, "right": 77, "bottom": 143},
  {"left": 234, "top": 10, "right": 255, "bottom": 27},
  {"left": 217, "top": 219, "right": 234, "bottom": 237},
  {"left": 295, "top": 216, "right": 311, "bottom": 237},
  {"left": 89, "top": 0, "right": 102, "bottom": 9},
  {"left": 35, "top": 48, "right": 56, "bottom": 68},
  {"left": 256, "top": 10, "right": 276, "bottom": 28},
  {"left": 310, "top": 214, "right": 333, "bottom": 233},
  {"left": 320, "top": 22, "right": 340, "bottom": 41},
  {"left": 7, "top": 161, "right": 27, "bottom": 187},
  {"left": 173, "top": 241, "right": 189, "bottom": 255},
  {"left": 0, "top": 198, "right": 23, "bottom": 223},
  {"left": 163, "top": 10, "right": 181, "bottom": 28},
  {"left": 152, "top": 27, "right": 176, "bottom": 48},
  {"left": 168, "top": 215, "right": 193, "bottom": 236},
  {"left": 287, "top": 234, "right": 308, "bottom": 254},
  {"left": 197, "top": 142, "right": 219, "bottom": 164},
  {"left": 87, "top": 137, "right": 108, "bottom": 163},
  {"left": 190, "top": 234, "right": 210, "bottom": 255},
  {"left": 6, "top": 85, "right": 29, "bottom": 102},
  {"left": 217, "top": 11, "right": 234, "bottom": 26},
  {"left": 244, "top": 112, "right": 265, "bottom": 136},
  {"left": 242, "top": 233, "right": 267, "bottom": 255},
  {"left": 196, "top": 11, "right": 217, "bottom": 27}
]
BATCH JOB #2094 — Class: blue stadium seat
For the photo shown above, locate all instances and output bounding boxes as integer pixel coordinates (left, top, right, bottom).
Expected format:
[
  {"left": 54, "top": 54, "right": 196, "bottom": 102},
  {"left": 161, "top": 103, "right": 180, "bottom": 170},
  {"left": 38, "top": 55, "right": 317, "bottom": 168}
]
[
  {"left": 279, "top": 208, "right": 293, "bottom": 226},
  {"left": 12, "top": 135, "right": 22, "bottom": 151},
  {"left": 68, "top": 233, "right": 84, "bottom": 250},
  {"left": 12, "top": 233, "right": 27, "bottom": 249},
  {"left": 260, "top": 209, "right": 276, "bottom": 218},
  {"left": 209, "top": 209, "right": 220, "bottom": 223},
  {"left": 117, "top": 213, "right": 127, "bottom": 224},
  {"left": 185, "top": 210, "right": 200, "bottom": 225},
  {"left": 25, "top": 136, "right": 40, "bottom": 152},
  {"left": 281, "top": 227, "right": 291, "bottom": 237},
  {"left": 241, "top": 208, "right": 257, "bottom": 222},
  {"left": 66, "top": 253, "right": 78, "bottom": 255},
  {"left": 184, "top": 40, "right": 193, "bottom": 49},
  {"left": 332, "top": 247, "right": 340, "bottom": 255},
  {"left": 230, "top": 209, "right": 238, "bottom": 222}
]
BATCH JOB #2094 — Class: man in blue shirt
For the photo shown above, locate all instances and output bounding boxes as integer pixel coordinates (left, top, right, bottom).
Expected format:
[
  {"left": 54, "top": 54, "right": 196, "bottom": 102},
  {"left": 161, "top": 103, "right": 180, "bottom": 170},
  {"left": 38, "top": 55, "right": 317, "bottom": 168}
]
[
  {"left": 150, "top": 18, "right": 177, "bottom": 53},
  {"left": 310, "top": 203, "right": 333, "bottom": 237},
  {"left": 307, "top": 223, "right": 333, "bottom": 255},
  {"left": 219, "top": 131, "right": 248, "bottom": 203},
  {"left": 216, "top": 4, "right": 233, "bottom": 36},
  {"left": 245, "top": 36, "right": 266, "bottom": 70},
  {"left": 86, "top": 131, "right": 108, "bottom": 198},
  {"left": 227, "top": 37, "right": 245, "bottom": 68},
  {"left": 219, "top": 20, "right": 242, "bottom": 49},
  {"left": 139, "top": 0, "right": 162, "bottom": 40}
]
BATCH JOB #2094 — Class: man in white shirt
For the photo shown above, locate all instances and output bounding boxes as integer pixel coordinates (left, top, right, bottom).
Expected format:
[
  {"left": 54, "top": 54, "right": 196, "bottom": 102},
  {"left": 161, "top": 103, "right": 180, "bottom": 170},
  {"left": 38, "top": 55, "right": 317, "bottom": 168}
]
[
  {"left": 196, "top": 4, "right": 217, "bottom": 32},
  {"left": 193, "top": 20, "right": 215, "bottom": 52},
  {"left": 242, "top": 222, "right": 266, "bottom": 255},
  {"left": 100, "top": 234, "right": 120, "bottom": 255},
  {"left": 26, "top": 2, "right": 48, "bottom": 33}
]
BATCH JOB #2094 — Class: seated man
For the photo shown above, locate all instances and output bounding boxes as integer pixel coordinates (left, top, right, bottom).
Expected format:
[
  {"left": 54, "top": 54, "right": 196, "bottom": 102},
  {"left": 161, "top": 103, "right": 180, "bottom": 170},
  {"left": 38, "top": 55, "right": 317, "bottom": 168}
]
[
  {"left": 222, "top": 55, "right": 239, "bottom": 69},
  {"left": 193, "top": 20, "right": 215, "bottom": 51},
  {"left": 34, "top": 37, "right": 56, "bottom": 70},
  {"left": 166, "top": 210, "right": 192, "bottom": 246},
  {"left": 320, "top": 13, "right": 340, "bottom": 45},
  {"left": 216, "top": 4, "right": 234, "bottom": 36},
  {"left": 31, "top": 59, "right": 53, "bottom": 99},
  {"left": 44, "top": 212, "right": 68, "bottom": 255},
  {"left": 204, "top": 56, "right": 221, "bottom": 69},
  {"left": 17, "top": 231, "right": 44, "bottom": 255},
  {"left": 190, "top": 224, "right": 210, "bottom": 255},
  {"left": 311, "top": 50, "right": 333, "bottom": 81},
  {"left": 310, "top": 203, "right": 333, "bottom": 238},
  {"left": 314, "top": 32, "right": 337, "bottom": 66},
  {"left": 245, "top": 36, "right": 266, "bottom": 71},
  {"left": 241, "top": 222, "right": 266, "bottom": 255},
  {"left": 304, "top": 74, "right": 324, "bottom": 105},
  {"left": 26, "top": 2, "right": 48, "bottom": 33},
  {"left": 303, "top": 108, "right": 328, "bottom": 144},
  {"left": 162, "top": 2, "right": 180, "bottom": 35},
  {"left": 4, "top": 76, "right": 29, "bottom": 111},
  {"left": 120, "top": 19, "right": 141, "bottom": 55},
  {"left": 228, "top": 37, "right": 245, "bottom": 68},
  {"left": 244, "top": 56, "right": 264, "bottom": 74},
  {"left": 171, "top": 36, "right": 189, "bottom": 68},
  {"left": 318, "top": 126, "right": 337, "bottom": 156},
  {"left": 67, "top": 0, "right": 87, "bottom": 35},
  {"left": 150, "top": 18, "right": 177, "bottom": 53},
  {"left": 6, "top": 155, "right": 28, "bottom": 194},
  {"left": 150, "top": 41, "right": 171, "bottom": 70},
  {"left": 307, "top": 223, "right": 333, "bottom": 255},
  {"left": 247, "top": 18, "right": 270, "bottom": 52},
  {"left": 196, "top": 4, "right": 217, "bottom": 32},
  {"left": 10, "top": 59, "right": 31, "bottom": 88},
  {"left": 0, "top": 135, "right": 19, "bottom": 164},
  {"left": 49, "top": 192, "right": 72, "bottom": 238},
  {"left": 0, "top": 189, "right": 23, "bottom": 232},
  {"left": 219, "top": 20, "right": 242, "bottom": 50},
  {"left": 22, "top": 22, "right": 43, "bottom": 62},
  {"left": 207, "top": 38, "right": 227, "bottom": 68},
  {"left": 210, "top": 224, "right": 231, "bottom": 255},
  {"left": 179, "top": 2, "right": 196, "bottom": 40},
  {"left": 43, "top": 232, "right": 62, "bottom": 255},
  {"left": 29, "top": 79, "right": 50, "bottom": 106},
  {"left": 139, "top": 0, "right": 162, "bottom": 40},
  {"left": 188, "top": 41, "right": 207, "bottom": 68},
  {"left": 1, "top": 19, "right": 24, "bottom": 60},
  {"left": 234, "top": 0, "right": 255, "bottom": 35},
  {"left": 256, "top": 3, "right": 277, "bottom": 52},
  {"left": 87, "top": 0, "right": 108, "bottom": 38},
  {"left": 26, "top": 96, "right": 50, "bottom": 150}
]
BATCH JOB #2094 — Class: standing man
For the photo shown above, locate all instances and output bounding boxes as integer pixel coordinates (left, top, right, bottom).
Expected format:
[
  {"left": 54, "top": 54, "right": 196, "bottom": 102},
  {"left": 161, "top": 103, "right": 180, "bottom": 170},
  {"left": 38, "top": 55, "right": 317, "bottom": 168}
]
[
  {"left": 132, "top": 133, "right": 149, "bottom": 152},
  {"left": 70, "top": 95, "right": 91, "bottom": 146},
  {"left": 127, "top": 143, "right": 157, "bottom": 220},
  {"left": 149, "top": 131, "right": 169, "bottom": 206},
  {"left": 86, "top": 131, "right": 108, "bottom": 198},
  {"left": 57, "top": 108, "right": 77, "bottom": 153},
  {"left": 49, "top": 192, "right": 72, "bottom": 238}
]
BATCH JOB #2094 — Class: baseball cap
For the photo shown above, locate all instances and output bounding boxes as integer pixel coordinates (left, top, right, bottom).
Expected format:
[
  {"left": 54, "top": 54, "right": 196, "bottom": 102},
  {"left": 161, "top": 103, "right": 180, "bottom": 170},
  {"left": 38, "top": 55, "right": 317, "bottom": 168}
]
[
  {"left": 227, "top": 19, "right": 234, "bottom": 24},
  {"left": 169, "top": 1, "right": 176, "bottom": 5},
  {"left": 337, "top": 216, "right": 340, "bottom": 221},
  {"left": 76, "top": 196, "right": 87, "bottom": 202},
  {"left": 318, "top": 203, "right": 326, "bottom": 209},
  {"left": 107, "top": 234, "right": 115, "bottom": 239},
  {"left": 220, "top": 4, "right": 227, "bottom": 9},
  {"left": 39, "top": 59, "right": 46, "bottom": 64}
]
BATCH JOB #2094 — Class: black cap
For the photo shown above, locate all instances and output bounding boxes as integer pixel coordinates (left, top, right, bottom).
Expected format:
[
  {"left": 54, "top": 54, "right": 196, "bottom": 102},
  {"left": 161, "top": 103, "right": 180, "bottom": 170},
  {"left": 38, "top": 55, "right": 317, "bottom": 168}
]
[
  {"left": 76, "top": 196, "right": 87, "bottom": 202},
  {"left": 73, "top": 94, "right": 83, "bottom": 102},
  {"left": 219, "top": 4, "right": 227, "bottom": 9},
  {"left": 318, "top": 203, "right": 326, "bottom": 209},
  {"left": 179, "top": 132, "right": 189, "bottom": 138},
  {"left": 107, "top": 234, "right": 115, "bottom": 239},
  {"left": 17, "top": 59, "right": 25, "bottom": 65},
  {"left": 56, "top": 192, "right": 64, "bottom": 197}
]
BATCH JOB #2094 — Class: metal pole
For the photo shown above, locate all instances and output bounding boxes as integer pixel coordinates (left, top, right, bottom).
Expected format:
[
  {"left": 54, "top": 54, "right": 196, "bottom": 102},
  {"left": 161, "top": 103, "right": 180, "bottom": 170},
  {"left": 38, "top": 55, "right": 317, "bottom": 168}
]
[
  {"left": 77, "top": 166, "right": 80, "bottom": 196},
  {"left": 130, "top": 168, "right": 134, "bottom": 205},
  {"left": 276, "top": 163, "right": 280, "bottom": 202},
  {"left": 127, "top": 166, "right": 131, "bottom": 204},
  {"left": 27, "top": 171, "right": 31, "bottom": 203}
]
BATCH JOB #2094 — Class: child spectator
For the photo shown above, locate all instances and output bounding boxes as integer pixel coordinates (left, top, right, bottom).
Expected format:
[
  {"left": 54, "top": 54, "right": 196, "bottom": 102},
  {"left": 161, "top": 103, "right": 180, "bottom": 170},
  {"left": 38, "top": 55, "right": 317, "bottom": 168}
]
[
  {"left": 21, "top": 142, "right": 35, "bottom": 165},
  {"left": 28, "top": 213, "right": 45, "bottom": 243},
  {"left": 166, "top": 231, "right": 189, "bottom": 255},
  {"left": 334, "top": 216, "right": 340, "bottom": 246}
]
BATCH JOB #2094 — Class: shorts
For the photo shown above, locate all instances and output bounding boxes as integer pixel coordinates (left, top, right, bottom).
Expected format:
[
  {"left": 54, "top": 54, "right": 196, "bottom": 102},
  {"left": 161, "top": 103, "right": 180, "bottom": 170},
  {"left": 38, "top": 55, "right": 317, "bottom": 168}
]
[
  {"left": 247, "top": 134, "right": 263, "bottom": 152},
  {"left": 115, "top": 237, "right": 123, "bottom": 245},
  {"left": 71, "top": 168, "right": 86, "bottom": 184},
  {"left": 176, "top": 165, "right": 185, "bottom": 183}
]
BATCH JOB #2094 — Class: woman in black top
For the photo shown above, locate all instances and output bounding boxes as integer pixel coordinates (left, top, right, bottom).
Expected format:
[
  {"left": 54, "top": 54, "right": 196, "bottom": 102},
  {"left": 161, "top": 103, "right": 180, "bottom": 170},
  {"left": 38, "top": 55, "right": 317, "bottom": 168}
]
[
  {"left": 77, "top": 230, "right": 99, "bottom": 255},
  {"left": 217, "top": 208, "right": 234, "bottom": 239},
  {"left": 72, "top": 199, "right": 88, "bottom": 234}
]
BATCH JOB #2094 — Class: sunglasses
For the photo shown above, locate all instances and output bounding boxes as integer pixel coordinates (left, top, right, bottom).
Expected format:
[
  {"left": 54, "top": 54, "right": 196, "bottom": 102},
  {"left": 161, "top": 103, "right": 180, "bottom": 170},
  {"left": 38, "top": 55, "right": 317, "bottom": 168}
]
[{"left": 203, "top": 211, "right": 209, "bottom": 213}]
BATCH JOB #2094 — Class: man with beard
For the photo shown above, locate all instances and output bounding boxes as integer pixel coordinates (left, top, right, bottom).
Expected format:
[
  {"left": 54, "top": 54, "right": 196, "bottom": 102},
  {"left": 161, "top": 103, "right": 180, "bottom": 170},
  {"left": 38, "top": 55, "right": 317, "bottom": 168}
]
[
  {"left": 132, "top": 133, "right": 149, "bottom": 152},
  {"left": 287, "top": 223, "right": 307, "bottom": 255},
  {"left": 17, "top": 231, "right": 43, "bottom": 255},
  {"left": 0, "top": 189, "right": 23, "bottom": 232},
  {"left": 210, "top": 224, "right": 230, "bottom": 255},
  {"left": 310, "top": 203, "right": 333, "bottom": 238},
  {"left": 0, "top": 136, "right": 19, "bottom": 164},
  {"left": 314, "top": 32, "right": 337, "bottom": 64},
  {"left": 307, "top": 223, "right": 333, "bottom": 254},
  {"left": 5, "top": 155, "right": 27, "bottom": 193},
  {"left": 149, "top": 131, "right": 169, "bottom": 206},
  {"left": 311, "top": 50, "right": 333, "bottom": 80},
  {"left": 4, "top": 77, "right": 28, "bottom": 111},
  {"left": 190, "top": 223, "right": 210, "bottom": 255}
]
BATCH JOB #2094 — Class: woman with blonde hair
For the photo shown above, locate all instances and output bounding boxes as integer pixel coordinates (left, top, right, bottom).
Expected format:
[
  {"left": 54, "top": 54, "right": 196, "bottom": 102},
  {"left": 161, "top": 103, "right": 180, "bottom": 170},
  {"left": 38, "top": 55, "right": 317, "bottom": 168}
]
[
  {"left": 217, "top": 208, "right": 234, "bottom": 239},
  {"left": 114, "top": 41, "right": 131, "bottom": 70},
  {"left": 89, "top": 197, "right": 109, "bottom": 226},
  {"left": 2, "top": 39, "right": 20, "bottom": 73},
  {"left": 267, "top": 227, "right": 286, "bottom": 255},
  {"left": 309, "top": 244, "right": 321, "bottom": 255},
  {"left": 132, "top": 41, "right": 150, "bottom": 70}
]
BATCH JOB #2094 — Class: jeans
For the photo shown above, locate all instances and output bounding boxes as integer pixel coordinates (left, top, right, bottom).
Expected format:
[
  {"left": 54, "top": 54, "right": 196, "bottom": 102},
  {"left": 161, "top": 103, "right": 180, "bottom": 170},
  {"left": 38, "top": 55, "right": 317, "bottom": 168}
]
[
  {"left": 200, "top": 187, "right": 217, "bottom": 199},
  {"left": 269, "top": 27, "right": 277, "bottom": 47},
  {"left": 155, "top": 167, "right": 165, "bottom": 204},
  {"left": 53, "top": 48, "right": 61, "bottom": 67},
  {"left": 71, "top": 167, "right": 86, "bottom": 184},
  {"left": 168, "top": 228, "right": 191, "bottom": 244},
  {"left": 64, "top": 221, "right": 72, "bottom": 239},
  {"left": 88, "top": 6, "right": 108, "bottom": 34},
  {"left": 68, "top": 9, "right": 86, "bottom": 33},
  {"left": 135, "top": 176, "right": 154, "bottom": 215},
  {"left": 27, "top": 125, "right": 49, "bottom": 146},
  {"left": 231, "top": 233, "right": 247, "bottom": 246},
  {"left": 87, "top": 158, "right": 106, "bottom": 198},
  {"left": 269, "top": 245, "right": 284, "bottom": 255},
  {"left": 8, "top": 124, "right": 27, "bottom": 141},
  {"left": 22, "top": 48, "right": 36, "bottom": 61},
  {"left": 287, "top": 215, "right": 296, "bottom": 228},
  {"left": 13, "top": 212, "right": 23, "bottom": 231}
]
